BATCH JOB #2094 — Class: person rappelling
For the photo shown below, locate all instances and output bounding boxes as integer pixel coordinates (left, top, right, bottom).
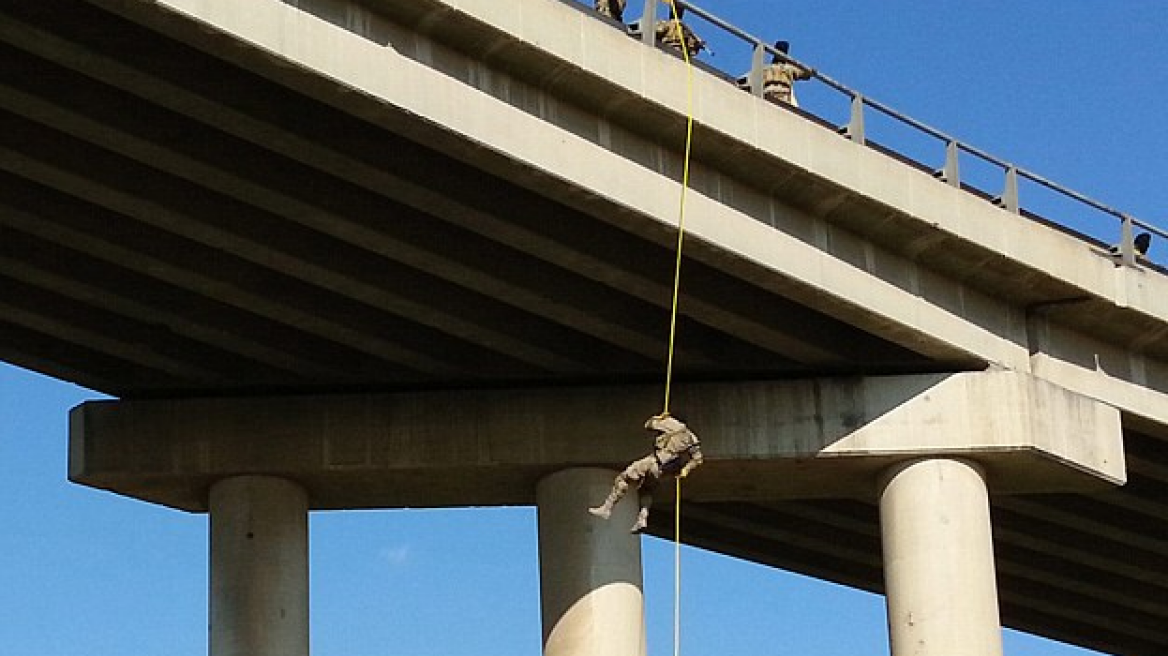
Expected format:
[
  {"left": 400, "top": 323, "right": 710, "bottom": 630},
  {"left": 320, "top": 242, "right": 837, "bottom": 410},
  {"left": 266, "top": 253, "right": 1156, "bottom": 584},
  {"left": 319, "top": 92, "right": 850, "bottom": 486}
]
[{"left": 588, "top": 413, "right": 704, "bottom": 533}]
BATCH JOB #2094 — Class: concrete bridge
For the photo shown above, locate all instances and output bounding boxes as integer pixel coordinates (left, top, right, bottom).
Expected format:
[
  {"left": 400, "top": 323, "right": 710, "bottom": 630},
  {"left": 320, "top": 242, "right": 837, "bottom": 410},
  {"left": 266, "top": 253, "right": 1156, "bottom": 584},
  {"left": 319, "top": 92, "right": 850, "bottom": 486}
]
[{"left": 3, "top": 0, "right": 1167, "bottom": 654}]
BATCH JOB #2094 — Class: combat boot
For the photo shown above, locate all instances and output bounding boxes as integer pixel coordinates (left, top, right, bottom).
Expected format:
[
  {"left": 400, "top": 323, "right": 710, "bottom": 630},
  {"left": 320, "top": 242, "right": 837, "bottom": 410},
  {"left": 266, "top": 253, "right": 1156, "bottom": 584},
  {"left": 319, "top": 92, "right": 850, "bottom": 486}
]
[
  {"left": 588, "top": 495, "right": 618, "bottom": 519},
  {"left": 589, "top": 479, "right": 629, "bottom": 520},
  {"left": 629, "top": 506, "right": 650, "bottom": 533}
]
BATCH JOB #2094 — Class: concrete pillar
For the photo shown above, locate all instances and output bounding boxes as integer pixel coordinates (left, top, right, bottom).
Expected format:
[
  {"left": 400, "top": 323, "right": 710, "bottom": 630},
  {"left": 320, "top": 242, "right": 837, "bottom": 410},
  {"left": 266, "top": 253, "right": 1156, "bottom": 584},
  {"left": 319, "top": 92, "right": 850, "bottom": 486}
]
[
  {"left": 209, "top": 475, "right": 309, "bottom": 656},
  {"left": 536, "top": 468, "right": 647, "bottom": 656},
  {"left": 879, "top": 458, "right": 1004, "bottom": 656}
]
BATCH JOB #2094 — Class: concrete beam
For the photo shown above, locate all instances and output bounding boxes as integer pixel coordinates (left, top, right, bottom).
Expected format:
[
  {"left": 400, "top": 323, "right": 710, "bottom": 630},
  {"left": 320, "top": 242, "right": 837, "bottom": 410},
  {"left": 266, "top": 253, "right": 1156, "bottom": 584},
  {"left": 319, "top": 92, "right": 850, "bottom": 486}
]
[
  {"left": 83, "top": 0, "right": 1168, "bottom": 414},
  {"left": 70, "top": 370, "right": 1123, "bottom": 511},
  {"left": 107, "top": 0, "right": 1030, "bottom": 369}
]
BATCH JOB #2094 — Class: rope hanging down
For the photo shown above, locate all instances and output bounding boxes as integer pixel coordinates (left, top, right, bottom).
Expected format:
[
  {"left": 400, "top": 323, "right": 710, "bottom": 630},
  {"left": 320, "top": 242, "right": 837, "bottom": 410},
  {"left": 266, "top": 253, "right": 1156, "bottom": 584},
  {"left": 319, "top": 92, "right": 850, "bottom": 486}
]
[
  {"left": 660, "top": 0, "right": 696, "bottom": 419},
  {"left": 658, "top": 3, "right": 697, "bottom": 656}
]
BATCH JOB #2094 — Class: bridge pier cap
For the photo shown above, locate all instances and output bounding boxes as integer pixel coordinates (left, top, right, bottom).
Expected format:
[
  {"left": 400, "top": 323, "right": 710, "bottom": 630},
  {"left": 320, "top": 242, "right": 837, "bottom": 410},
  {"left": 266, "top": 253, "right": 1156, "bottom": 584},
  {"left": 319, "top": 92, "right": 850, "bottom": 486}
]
[{"left": 70, "top": 370, "right": 1123, "bottom": 511}]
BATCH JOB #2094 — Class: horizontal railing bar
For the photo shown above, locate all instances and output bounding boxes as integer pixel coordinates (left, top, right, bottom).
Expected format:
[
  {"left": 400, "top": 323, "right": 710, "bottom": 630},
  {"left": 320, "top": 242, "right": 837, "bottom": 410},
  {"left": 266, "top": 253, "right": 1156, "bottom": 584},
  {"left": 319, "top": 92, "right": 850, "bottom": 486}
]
[
  {"left": 673, "top": 0, "right": 758, "bottom": 47},
  {"left": 597, "top": 0, "right": 1160, "bottom": 255},
  {"left": 1015, "top": 168, "right": 1124, "bottom": 219},
  {"left": 855, "top": 94, "right": 953, "bottom": 143},
  {"left": 1133, "top": 220, "right": 1168, "bottom": 241},
  {"left": 675, "top": 0, "right": 840, "bottom": 90}
]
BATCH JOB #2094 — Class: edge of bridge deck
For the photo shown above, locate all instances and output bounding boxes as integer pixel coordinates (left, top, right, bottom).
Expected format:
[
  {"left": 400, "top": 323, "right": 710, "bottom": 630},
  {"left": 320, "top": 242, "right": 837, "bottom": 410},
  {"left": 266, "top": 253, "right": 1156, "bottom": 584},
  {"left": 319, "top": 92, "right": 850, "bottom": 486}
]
[{"left": 93, "top": 0, "right": 1168, "bottom": 425}]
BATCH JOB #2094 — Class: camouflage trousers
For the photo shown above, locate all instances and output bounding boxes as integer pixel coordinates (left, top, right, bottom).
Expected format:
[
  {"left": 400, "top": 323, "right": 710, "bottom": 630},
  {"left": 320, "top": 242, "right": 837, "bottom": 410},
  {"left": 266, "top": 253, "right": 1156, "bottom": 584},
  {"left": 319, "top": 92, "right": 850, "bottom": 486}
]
[
  {"left": 764, "top": 84, "right": 796, "bottom": 107},
  {"left": 619, "top": 453, "right": 663, "bottom": 489}
]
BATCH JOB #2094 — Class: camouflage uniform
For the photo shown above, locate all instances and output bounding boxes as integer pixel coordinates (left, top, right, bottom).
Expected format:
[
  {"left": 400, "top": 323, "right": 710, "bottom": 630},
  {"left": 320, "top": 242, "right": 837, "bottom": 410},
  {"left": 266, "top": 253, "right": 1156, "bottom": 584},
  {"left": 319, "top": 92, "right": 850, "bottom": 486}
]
[
  {"left": 763, "top": 61, "right": 813, "bottom": 107},
  {"left": 589, "top": 414, "right": 704, "bottom": 533},
  {"left": 654, "top": 17, "right": 705, "bottom": 57},
  {"left": 594, "top": 0, "right": 626, "bottom": 21}
]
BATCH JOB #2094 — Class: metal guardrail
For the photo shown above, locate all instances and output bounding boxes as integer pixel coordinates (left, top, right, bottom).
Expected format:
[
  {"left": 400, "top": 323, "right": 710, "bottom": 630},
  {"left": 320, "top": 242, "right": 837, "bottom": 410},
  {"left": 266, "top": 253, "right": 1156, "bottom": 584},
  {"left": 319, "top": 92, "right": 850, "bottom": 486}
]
[{"left": 591, "top": 0, "right": 1163, "bottom": 267}]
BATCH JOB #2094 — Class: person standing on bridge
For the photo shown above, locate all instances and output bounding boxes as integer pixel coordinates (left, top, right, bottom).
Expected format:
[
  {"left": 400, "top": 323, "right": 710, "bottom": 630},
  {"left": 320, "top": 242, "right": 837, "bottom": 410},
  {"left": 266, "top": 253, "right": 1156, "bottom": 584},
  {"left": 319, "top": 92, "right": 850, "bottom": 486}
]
[
  {"left": 1109, "top": 231, "right": 1152, "bottom": 259},
  {"left": 594, "top": 0, "right": 626, "bottom": 22},
  {"left": 757, "top": 40, "right": 814, "bottom": 107},
  {"left": 654, "top": 5, "right": 706, "bottom": 58},
  {"left": 589, "top": 413, "right": 704, "bottom": 533}
]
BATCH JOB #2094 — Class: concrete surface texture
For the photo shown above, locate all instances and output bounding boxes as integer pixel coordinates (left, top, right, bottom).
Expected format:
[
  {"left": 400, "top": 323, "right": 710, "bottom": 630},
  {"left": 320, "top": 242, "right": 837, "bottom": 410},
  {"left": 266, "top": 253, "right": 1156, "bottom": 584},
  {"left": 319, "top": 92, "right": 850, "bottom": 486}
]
[
  {"left": 209, "top": 476, "right": 309, "bottom": 656},
  {"left": 880, "top": 458, "right": 1004, "bottom": 656},
  {"left": 5, "top": 0, "right": 1168, "bottom": 653},
  {"left": 70, "top": 371, "right": 1123, "bottom": 511},
  {"left": 537, "top": 468, "right": 647, "bottom": 656}
]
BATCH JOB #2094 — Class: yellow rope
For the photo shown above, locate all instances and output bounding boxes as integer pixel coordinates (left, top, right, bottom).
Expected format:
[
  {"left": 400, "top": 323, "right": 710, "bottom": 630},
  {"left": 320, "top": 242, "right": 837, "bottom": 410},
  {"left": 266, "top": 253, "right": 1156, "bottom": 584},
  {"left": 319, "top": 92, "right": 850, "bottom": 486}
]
[
  {"left": 660, "top": 0, "right": 696, "bottom": 418},
  {"left": 658, "top": 4, "right": 696, "bottom": 656}
]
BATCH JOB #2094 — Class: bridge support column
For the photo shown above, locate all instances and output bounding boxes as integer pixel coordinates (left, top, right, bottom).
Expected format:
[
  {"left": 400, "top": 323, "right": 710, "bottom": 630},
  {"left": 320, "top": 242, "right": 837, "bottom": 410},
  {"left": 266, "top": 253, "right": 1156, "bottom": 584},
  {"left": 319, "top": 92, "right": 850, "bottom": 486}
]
[
  {"left": 209, "top": 475, "right": 309, "bottom": 656},
  {"left": 879, "top": 458, "right": 1004, "bottom": 656},
  {"left": 536, "top": 468, "right": 646, "bottom": 656}
]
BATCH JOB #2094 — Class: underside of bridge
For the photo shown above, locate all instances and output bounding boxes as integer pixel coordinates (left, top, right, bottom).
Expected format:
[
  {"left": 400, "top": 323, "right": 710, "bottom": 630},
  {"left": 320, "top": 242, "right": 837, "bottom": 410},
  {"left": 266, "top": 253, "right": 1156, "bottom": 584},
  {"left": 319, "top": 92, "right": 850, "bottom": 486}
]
[{"left": 3, "top": 0, "right": 1168, "bottom": 654}]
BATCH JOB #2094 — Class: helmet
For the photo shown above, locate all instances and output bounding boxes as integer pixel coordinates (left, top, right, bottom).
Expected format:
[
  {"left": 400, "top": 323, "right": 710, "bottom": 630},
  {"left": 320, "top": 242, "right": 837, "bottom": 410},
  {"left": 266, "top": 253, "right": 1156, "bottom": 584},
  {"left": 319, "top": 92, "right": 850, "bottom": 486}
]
[
  {"left": 772, "top": 40, "right": 790, "bottom": 63},
  {"left": 1135, "top": 232, "right": 1152, "bottom": 255},
  {"left": 645, "top": 414, "right": 686, "bottom": 432}
]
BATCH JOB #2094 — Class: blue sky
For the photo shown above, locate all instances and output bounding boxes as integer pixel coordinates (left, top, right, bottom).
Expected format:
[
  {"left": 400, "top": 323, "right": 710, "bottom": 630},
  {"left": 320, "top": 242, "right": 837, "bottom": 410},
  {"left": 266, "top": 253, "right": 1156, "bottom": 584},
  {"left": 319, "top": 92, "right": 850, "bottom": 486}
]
[{"left": 3, "top": 1, "right": 1164, "bottom": 654}]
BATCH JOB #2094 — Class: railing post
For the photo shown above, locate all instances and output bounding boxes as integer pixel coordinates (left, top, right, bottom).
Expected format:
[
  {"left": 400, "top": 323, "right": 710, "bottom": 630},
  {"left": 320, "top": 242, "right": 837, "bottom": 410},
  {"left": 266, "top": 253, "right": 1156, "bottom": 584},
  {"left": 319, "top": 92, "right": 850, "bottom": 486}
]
[
  {"left": 1119, "top": 214, "right": 1137, "bottom": 267},
  {"left": 640, "top": 0, "right": 658, "bottom": 46},
  {"left": 943, "top": 140, "right": 960, "bottom": 188},
  {"left": 609, "top": 0, "right": 1151, "bottom": 252},
  {"left": 847, "top": 93, "right": 866, "bottom": 145},
  {"left": 748, "top": 42, "right": 766, "bottom": 97},
  {"left": 998, "top": 166, "right": 1019, "bottom": 214}
]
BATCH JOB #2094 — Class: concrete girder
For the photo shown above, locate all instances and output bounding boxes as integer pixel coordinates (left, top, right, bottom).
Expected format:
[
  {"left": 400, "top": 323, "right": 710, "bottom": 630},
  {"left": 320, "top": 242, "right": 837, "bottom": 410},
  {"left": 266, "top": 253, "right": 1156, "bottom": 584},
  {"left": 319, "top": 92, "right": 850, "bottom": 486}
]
[
  {"left": 0, "top": 202, "right": 423, "bottom": 387},
  {"left": 70, "top": 370, "right": 1124, "bottom": 512},
  {"left": 87, "top": 0, "right": 1023, "bottom": 368},
  {"left": 0, "top": 6, "right": 859, "bottom": 371},
  {"left": 0, "top": 142, "right": 582, "bottom": 377},
  {"left": 0, "top": 80, "right": 688, "bottom": 369},
  {"left": 0, "top": 249, "right": 343, "bottom": 381}
]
